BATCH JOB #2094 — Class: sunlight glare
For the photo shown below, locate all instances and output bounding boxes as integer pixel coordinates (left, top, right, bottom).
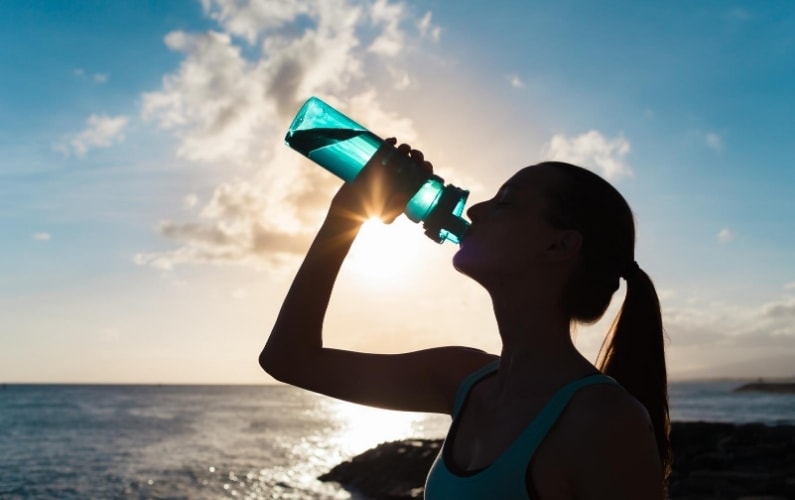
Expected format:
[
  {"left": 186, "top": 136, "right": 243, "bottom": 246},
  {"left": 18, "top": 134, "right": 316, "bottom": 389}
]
[
  {"left": 327, "top": 400, "right": 427, "bottom": 456},
  {"left": 346, "top": 216, "right": 424, "bottom": 286}
]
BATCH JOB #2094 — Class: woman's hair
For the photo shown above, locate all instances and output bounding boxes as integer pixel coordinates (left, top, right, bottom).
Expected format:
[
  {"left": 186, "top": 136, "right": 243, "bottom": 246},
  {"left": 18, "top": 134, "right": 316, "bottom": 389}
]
[{"left": 539, "top": 161, "right": 671, "bottom": 486}]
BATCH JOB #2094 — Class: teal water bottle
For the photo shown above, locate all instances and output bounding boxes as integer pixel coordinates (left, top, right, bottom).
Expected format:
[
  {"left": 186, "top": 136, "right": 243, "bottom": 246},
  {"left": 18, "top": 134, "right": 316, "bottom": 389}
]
[{"left": 284, "top": 96, "right": 470, "bottom": 244}]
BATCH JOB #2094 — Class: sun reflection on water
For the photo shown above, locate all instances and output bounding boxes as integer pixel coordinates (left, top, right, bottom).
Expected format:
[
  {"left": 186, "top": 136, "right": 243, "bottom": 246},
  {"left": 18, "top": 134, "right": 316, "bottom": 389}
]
[{"left": 324, "top": 399, "right": 450, "bottom": 459}]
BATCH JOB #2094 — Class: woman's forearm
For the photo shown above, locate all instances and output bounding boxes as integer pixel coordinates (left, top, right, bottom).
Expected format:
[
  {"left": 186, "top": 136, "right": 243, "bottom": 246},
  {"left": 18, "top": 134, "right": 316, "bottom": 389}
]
[{"left": 259, "top": 213, "right": 362, "bottom": 379}]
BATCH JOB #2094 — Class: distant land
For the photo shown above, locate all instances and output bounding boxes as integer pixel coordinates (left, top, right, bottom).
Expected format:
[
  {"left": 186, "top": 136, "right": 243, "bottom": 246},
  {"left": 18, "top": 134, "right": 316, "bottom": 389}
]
[{"left": 733, "top": 381, "right": 795, "bottom": 394}]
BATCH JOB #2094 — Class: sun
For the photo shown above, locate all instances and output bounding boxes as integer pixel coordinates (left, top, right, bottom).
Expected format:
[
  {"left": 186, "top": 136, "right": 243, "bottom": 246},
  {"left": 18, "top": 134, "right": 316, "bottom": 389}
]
[{"left": 345, "top": 216, "right": 424, "bottom": 286}]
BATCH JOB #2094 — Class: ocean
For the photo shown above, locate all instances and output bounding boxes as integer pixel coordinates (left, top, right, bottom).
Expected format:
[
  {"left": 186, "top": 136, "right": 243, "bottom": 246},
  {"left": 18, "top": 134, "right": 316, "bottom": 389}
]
[{"left": 1, "top": 381, "right": 793, "bottom": 499}]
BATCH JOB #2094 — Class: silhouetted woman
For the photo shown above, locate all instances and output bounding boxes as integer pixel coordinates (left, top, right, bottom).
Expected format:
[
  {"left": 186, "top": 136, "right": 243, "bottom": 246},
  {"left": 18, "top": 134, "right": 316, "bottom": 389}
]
[{"left": 261, "top": 143, "right": 670, "bottom": 499}]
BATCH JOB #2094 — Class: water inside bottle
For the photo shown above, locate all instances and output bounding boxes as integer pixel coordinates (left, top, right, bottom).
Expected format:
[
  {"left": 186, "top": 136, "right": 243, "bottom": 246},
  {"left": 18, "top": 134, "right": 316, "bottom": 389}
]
[{"left": 285, "top": 128, "right": 382, "bottom": 182}]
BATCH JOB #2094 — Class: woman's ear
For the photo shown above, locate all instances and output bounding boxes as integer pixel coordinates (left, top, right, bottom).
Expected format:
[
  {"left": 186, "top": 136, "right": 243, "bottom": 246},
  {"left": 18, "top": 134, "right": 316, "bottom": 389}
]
[{"left": 545, "top": 230, "right": 582, "bottom": 262}]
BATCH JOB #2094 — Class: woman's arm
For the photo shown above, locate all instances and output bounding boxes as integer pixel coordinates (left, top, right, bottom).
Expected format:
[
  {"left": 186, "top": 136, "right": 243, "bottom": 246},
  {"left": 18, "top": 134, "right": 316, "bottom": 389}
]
[{"left": 260, "top": 145, "right": 494, "bottom": 414}]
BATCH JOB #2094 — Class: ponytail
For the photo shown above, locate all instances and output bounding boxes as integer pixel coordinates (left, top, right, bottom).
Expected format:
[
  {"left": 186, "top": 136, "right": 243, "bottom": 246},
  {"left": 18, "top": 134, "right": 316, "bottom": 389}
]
[{"left": 597, "top": 268, "right": 672, "bottom": 486}]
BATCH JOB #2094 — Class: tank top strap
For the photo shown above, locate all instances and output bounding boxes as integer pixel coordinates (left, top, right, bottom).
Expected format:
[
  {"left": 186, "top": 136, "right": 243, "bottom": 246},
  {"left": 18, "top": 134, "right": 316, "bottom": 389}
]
[
  {"left": 498, "top": 373, "right": 621, "bottom": 477},
  {"left": 452, "top": 359, "right": 500, "bottom": 417}
]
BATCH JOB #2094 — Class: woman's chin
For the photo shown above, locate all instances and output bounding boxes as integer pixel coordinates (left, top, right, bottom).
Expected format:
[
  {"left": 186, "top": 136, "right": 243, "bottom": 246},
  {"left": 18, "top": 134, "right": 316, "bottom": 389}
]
[{"left": 452, "top": 247, "right": 476, "bottom": 276}]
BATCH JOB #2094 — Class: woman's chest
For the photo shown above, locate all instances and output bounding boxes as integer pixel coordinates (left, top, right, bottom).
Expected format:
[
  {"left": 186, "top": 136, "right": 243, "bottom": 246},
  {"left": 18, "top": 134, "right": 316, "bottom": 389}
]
[{"left": 447, "top": 395, "right": 576, "bottom": 499}]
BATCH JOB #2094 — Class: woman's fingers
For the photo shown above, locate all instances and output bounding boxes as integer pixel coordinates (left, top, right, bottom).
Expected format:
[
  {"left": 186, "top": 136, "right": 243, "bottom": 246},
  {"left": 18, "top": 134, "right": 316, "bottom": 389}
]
[{"left": 410, "top": 150, "right": 433, "bottom": 175}]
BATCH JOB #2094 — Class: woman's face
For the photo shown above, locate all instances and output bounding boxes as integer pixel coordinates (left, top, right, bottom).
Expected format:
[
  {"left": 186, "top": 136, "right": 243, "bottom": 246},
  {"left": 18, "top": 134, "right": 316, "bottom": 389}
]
[{"left": 453, "top": 165, "right": 570, "bottom": 288}]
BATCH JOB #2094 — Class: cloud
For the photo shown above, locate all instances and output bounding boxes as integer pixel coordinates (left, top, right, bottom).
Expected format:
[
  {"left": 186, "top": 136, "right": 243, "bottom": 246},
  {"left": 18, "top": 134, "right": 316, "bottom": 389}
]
[
  {"left": 61, "top": 114, "right": 129, "bottom": 156},
  {"left": 543, "top": 130, "right": 633, "bottom": 180},
  {"left": 142, "top": 1, "right": 414, "bottom": 165},
  {"left": 418, "top": 11, "right": 441, "bottom": 41},
  {"left": 200, "top": 0, "right": 311, "bottom": 44},
  {"left": 136, "top": 0, "right": 433, "bottom": 270},
  {"left": 664, "top": 294, "right": 795, "bottom": 377},
  {"left": 73, "top": 68, "right": 110, "bottom": 84},
  {"left": 717, "top": 227, "right": 735, "bottom": 244},
  {"left": 762, "top": 298, "right": 795, "bottom": 321},
  {"left": 33, "top": 232, "right": 51, "bottom": 241},
  {"left": 368, "top": 0, "right": 405, "bottom": 56}
]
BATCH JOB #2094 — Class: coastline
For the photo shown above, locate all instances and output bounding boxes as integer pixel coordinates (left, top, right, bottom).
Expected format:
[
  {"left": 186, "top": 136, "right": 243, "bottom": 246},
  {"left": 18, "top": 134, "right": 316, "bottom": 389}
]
[
  {"left": 733, "top": 381, "right": 795, "bottom": 394},
  {"left": 320, "top": 421, "right": 795, "bottom": 499}
]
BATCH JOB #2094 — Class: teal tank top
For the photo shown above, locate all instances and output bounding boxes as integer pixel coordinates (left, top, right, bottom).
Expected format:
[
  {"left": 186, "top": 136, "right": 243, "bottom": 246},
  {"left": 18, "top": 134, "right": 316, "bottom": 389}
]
[{"left": 424, "top": 360, "right": 620, "bottom": 499}]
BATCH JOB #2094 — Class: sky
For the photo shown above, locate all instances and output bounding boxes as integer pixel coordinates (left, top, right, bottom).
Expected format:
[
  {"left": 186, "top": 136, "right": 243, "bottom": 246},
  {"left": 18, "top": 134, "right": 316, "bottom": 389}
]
[{"left": 1, "top": 0, "right": 794, "bottom": 383}]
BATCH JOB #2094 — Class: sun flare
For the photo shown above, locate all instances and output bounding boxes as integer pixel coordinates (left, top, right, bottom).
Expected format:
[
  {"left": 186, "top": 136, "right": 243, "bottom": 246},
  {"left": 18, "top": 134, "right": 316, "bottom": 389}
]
[{"left": 346, "top": 216, "right": 424, "bottom": 286}]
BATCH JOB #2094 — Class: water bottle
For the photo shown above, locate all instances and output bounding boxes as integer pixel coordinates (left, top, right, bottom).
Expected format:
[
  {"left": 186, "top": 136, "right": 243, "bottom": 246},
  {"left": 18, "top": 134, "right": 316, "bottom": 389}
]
[{"left": 284, "top": 96, "right": 469, "bottom": 244}]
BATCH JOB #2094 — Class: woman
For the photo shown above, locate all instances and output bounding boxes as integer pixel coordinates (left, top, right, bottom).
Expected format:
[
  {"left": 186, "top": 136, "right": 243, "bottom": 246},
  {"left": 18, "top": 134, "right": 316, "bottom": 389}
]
[{"left": 261, "top": 142, "right": 670, "bottom": 499}]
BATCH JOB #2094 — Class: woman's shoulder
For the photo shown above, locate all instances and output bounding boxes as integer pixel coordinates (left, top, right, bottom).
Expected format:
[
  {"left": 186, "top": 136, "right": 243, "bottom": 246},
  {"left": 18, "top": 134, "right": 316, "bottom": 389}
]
[
  {"left": 555, "top": 382, "right": 660, "bottom": 484},
  {"left": 552, "top": 383, "right": 664, "bottom": 498},
  {"left": 565, "top": 381, "right": 652, "bottom": 434}
]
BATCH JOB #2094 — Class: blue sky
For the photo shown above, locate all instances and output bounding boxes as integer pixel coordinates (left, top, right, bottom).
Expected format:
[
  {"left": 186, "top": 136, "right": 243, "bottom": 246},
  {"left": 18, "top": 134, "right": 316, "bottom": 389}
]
[{"left": 1, "top": 0, "right": 793, "bottom": 383}]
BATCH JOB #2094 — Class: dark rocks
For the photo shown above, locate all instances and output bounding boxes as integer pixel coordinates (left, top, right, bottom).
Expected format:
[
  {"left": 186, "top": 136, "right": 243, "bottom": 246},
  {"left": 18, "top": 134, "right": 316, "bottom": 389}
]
[
  {"left": 319, "top": 439, "right": 441, "bottom": 499},
  {"left": 669, "top": 422, "right": 795, "bottom": 500},
  {"left": 321, "top": 422, "right": 795, "bottom": 499}
]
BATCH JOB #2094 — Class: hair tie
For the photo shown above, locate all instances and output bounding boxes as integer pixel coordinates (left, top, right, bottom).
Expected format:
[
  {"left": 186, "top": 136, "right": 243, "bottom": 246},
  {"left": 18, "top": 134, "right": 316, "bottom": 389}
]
[{"left": 620, "top": 260, "right": 640, "bottom": 280}]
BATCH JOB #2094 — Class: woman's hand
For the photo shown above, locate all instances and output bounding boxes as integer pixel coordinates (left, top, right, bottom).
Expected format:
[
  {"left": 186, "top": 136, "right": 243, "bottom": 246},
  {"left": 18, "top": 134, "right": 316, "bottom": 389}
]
[{"left": 328, "top": 138, "right": 433, "bottom": 224}]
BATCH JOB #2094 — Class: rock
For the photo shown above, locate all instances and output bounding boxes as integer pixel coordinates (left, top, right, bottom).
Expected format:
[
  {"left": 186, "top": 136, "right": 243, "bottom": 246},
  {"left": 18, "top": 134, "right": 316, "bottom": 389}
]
[
  {"left": 320, "top": 422, "right": 795, "bottom": 499},
  {"left": 319, "top": 439, "right": 441, "bottom": 499}
]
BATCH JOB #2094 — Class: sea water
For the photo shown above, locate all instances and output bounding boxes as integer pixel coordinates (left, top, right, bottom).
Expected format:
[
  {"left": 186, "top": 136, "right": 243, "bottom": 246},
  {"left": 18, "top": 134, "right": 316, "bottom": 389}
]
[{"left": 0, "top": 381, "right": 792, "bottom": 499}]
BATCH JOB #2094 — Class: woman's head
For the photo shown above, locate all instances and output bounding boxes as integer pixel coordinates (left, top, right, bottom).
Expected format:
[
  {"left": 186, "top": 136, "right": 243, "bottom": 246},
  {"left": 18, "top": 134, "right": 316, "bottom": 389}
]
[
  {"left": 455, "top": 162, "right": 635, "bottom": 322},
  {"left": 538, "top": 161, "right": 636, "bottom": 324}
]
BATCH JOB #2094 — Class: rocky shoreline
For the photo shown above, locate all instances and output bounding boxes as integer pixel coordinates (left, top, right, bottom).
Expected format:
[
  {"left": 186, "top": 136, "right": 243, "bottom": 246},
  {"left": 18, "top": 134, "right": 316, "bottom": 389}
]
[{"left": 320, "top": 422, "right": 795, "bottom": 499}]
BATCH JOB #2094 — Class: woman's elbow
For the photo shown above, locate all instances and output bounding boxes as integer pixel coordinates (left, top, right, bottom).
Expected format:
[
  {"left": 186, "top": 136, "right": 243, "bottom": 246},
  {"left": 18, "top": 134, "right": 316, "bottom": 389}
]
[
  {"left": 258, "top": 342, "right": 286, "bottom": 379},
  {"left": 258, "top": 341, "right": 307, "bottom": 385}
]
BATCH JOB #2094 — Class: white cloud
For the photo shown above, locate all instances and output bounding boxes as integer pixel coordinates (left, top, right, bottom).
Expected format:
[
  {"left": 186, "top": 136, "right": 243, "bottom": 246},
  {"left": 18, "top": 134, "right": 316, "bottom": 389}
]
[
  {"left": 418, "top": 11, "right": 441, "bottom": 41},
  {"left": 785, "top": 281, "right": 795, "bottom": 290},
  {"left": 136, "top": 0, "right": 436, "bottom": 270},
  {"left": 717, "top": 227, "right": 735, "bottom": 244},
  {"left": 33, "top": 232, "right": 51, "bottom": 241},
  {"left": 63, "top": 114, "right": 129, "bottom": 156},
  {"left": 664, "top": 294, "right": 795, "bottom": 377},
  {"left": 200, "top": 0, "right": 310, "bottom": 44},
  {"left": 543, "top": 130, "right": 633, "bottom": 180},
  {"left": 368, "top": 0, "right": 406, "bottom": 56}
]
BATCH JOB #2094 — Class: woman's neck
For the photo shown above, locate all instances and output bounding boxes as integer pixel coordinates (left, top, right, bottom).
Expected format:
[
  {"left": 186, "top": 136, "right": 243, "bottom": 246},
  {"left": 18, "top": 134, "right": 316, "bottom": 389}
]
[{"left": 489, "top": 291, "right": 597, "bottom": 401}]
